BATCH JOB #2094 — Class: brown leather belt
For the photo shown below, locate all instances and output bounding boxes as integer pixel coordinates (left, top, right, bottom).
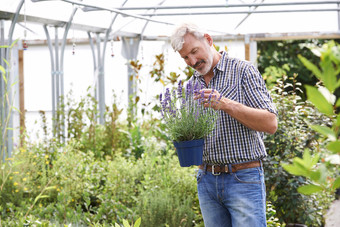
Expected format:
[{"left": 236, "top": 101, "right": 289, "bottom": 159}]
[{"left": 199, "top": 160, "right": 261, "bottom": 175}]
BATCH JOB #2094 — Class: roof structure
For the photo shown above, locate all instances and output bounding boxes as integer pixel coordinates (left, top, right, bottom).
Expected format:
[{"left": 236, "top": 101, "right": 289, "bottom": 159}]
[{"left": 1, "top": 0, "right": 340, "bottom": 40}]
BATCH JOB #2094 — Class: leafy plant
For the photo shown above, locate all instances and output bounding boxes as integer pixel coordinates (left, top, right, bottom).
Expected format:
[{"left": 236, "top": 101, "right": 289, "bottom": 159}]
[
  {"left": 264, "top": 74, "right": 332, "bottom": 225},
  {"left": 282, "top": 40, "right": 340, "bottom": 195},
  {"left": 257, "top": 39, "right": 340, "bottom": 99}
]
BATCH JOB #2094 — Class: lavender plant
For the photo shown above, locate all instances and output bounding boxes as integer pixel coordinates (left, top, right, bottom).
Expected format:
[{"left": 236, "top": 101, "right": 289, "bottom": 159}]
[{"left": 159, "top": 80, "right": 219, "bottom": 142}]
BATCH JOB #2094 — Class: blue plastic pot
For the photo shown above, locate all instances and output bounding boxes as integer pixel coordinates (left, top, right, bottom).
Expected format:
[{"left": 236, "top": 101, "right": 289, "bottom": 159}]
[{"left": 173, "top": 139, "right": 204, "bottom": 167}]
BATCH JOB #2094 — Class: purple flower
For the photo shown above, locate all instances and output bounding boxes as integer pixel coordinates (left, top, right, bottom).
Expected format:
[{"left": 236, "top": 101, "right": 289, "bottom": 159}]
[
  {"left": 159, "top": 93, "right": 164, "bottom": 116},
  {"left": 177, "top": 80, "right": 183, "bottom": 98},
  {"left": 186, "top": 80, "right": 193, "bottom": 98},
  {"left": 208, "top": 92, "right": 212, "bottom": 102},
  {"left": 200, "top": 90, "right": 205, "bottom": 102},
  {"left": 162, "top": 88, "right": 171, "bottom": 112},
  {"left": 181, "top": 96, "right": 186, "bottom": 108},
  {"left": 193, "top": 81, "right": 200, "bottom": 95}
]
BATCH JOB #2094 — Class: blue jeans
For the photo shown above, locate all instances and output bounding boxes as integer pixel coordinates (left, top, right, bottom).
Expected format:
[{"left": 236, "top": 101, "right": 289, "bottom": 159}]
[{"left": 196, "top": 164, "right": 267, "bottom": 227}]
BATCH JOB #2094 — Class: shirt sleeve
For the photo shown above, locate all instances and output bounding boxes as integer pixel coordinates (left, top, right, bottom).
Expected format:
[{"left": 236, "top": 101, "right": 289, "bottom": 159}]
[{"left": 242, "top": 64, "right": 278, "bottom": 115}]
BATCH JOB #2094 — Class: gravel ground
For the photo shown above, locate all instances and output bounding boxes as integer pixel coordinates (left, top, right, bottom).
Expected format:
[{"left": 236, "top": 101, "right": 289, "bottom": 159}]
[{"left": 325, "top": 200, "right": 340, "bottom": 227}]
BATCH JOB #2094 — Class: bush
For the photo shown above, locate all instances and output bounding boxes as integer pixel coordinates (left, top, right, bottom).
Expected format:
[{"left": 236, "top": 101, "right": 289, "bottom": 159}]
[
  {"left": 0, "top": 132, "right": 202, "bottom": 226},
  {"left": 264, "top": 75, "right": 333, "bottom": 226}
]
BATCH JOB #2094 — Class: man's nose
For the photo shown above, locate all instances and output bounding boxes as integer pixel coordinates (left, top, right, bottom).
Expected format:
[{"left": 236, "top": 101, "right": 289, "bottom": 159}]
[{"left": 187, "top": 56, "right": 196, "bottom": 67}]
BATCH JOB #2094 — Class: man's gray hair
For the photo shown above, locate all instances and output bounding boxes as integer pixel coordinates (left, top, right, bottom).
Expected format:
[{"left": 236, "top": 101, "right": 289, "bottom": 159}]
[{"left": 170, "top": 22, "right": 206, "bottom": 52}]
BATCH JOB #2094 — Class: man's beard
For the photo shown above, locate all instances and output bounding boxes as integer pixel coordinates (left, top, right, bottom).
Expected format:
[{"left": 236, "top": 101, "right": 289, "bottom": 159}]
[{"left": 194, "top": 52, "right": 213, "bottom": 76}]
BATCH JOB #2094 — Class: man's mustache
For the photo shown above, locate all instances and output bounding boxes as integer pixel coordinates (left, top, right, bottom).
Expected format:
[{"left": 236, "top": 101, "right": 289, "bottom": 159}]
[{"left": 193, "top": 60, "right": 205, "bottom": 69}]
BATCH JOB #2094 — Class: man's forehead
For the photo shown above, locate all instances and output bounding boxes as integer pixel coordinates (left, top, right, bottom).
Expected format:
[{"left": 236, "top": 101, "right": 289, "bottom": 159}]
[
  {"left": 179, "top": 46, "right": 195, "bottom": 58},
  {"left": 179, "top": 34, "right": 200, "bottom": 55}
]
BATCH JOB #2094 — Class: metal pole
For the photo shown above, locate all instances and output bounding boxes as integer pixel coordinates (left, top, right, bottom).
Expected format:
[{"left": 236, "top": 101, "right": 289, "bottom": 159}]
[
  {"left": 101, "top": 0, "right": 129, "bottom": 69},
  {"left": 59, "top": 6, "right": 78, "bottom": 141},
  {"left": 139, "top": 8, "right": 340, "bottom": 16},
  {"left": 58, "top": 0, "right": 173, "bottom": 26},
  {"left": 338, "top": 3, "right": 340, "bottom": 31},
  {"left": 96, "top": 33, "right": 105, "bottom": 124},
  {"left": 43, "top": 25, "right": 56, "bottom": 136},
  {"left": 115, "top": 1, "right": 340, "bottom": 10},
  {"left": 2, "top": 0, "right": 25, "bottom": 160},
  {"left": 6, "top": 0, "right": 25, "bottom": 60},
  {"left": 97, "top": 0, "right": 129, "bottom": 125},
  {"left": 54, "top": 26, "right": 61, "bottom": 139},
  {"left": 87, "top": 32, "right": 97, "bottom": 102},
  {"left": 0, "top": 20, "right": 5, "bottom": 161}
]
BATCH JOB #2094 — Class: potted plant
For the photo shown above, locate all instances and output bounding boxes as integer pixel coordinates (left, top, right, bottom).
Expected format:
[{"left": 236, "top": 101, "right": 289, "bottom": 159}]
[{"left": 159, "top": 80, "right": 219, "bottom": 167}]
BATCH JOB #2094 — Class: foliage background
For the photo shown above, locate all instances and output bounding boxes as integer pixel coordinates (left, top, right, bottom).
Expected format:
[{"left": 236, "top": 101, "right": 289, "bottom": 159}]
[{"left": 257, "top": 39, "right": 340, "bottom": 99}]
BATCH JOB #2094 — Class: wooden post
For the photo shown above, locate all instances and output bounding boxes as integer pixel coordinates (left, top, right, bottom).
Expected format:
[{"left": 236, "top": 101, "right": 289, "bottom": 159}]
[
  {"left": 244, "top": 35, "right": 250, "bottom": 61},
  {"left": 19, "top": 49, "right": 25, "bottom": 146},
  {"left": 245, "top": 43, "right": 250, "bottom": 61}
]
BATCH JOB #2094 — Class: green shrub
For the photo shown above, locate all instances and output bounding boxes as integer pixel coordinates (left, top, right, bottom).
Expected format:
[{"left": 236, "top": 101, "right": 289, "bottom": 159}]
[
  {"left": 264, "top": 75, "right": 333, "bottom": 226},
  {"left": 138, "top": 189, "right": 195, "bottom": 227}
]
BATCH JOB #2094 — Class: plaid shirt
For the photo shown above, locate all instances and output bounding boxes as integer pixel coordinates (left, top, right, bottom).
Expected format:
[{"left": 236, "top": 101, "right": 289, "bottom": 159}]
[{"left": 191, "top": 51, "right": 277, "bottom": 164}]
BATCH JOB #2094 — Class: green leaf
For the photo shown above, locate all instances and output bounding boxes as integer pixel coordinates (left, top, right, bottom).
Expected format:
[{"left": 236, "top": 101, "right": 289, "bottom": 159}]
[
  {"left": 335, "top": 77, "right": 340, "bottom": 90},
  {"left": 310, "top": 125, "right": 336, "bottom": 141},
  {"left": 38, "top": 195, "right": 49, "bottom": 199},
  {"left": 327, "top": 141, "right": 340, "bottom": 153},
  {"left": 310, "top": 151, "right": 320, "bottom": 167},
  {"left": 293, "top": 155, "right": 312, "bottom": 170},
  {"left": 11, "top": 106, "right": 21, "bottom": 113},
  {"left": 0, "top": 65, "right": 5, "bottom": 74},
  {"left": 3, "top": 59, "right": 9, "bottom": 67},
  {"left": 282, "top": 163, "right": 306, "bottom": 176},
  {"left": 336, "top": 115, "right": 340, "bottom": 127},
  {"left": 10, "top": 39, "right": 19, "bottom": 49},
  {"left": 0, "top": 65, "right": 7, "bottom": 84},
  {"left": 320, "top": 55, "right": 337, "bottom": 92},
  {"left": 298, "top": 55, "right": 323, "bottom": 79},
  {"left": 318, "top": 164, "right": 328, "bottom": 184},
  {"left": 302, "top": 149, "right": 312, "bottom": 163},
  {"left": 44, "top": 186, "right": 57, "bottom": 191},
  {"left": 123, "top": 219, "right": 130, "bottom": 227},
  {"left": 336, "top": 98, "right": 340, "bottom": 107},
  {"left": 332, "top": 177, "right": 340, "bottom": 190},
  {"left": 309, "top": 170, "right": 321, "bottom": 182},
  {"left": 298, "top": 184, "right": 323, "bottom": 195},
  {"left": 134, "top": 217, "right": 141, "bottom": 227},
  {"left": 305, "top": 85, "right": 334, "bottom": 116},
  {"left": 33, "top": 195, "right": 49, "bottom": 204}
]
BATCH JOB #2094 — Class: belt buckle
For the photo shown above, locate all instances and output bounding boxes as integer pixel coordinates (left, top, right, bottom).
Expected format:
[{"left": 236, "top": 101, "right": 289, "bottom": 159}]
[{"left": 211, "top": 165, "right": 221, "bottom": 176}]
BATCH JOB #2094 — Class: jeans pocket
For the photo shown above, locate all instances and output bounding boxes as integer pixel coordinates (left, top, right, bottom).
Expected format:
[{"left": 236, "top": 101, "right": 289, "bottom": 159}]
[
  {"left": 196, "top": 169, "right": 204, "bottom": 184},
  {"left": 233, "top": 167, "right": 262, "bottom": 184}
]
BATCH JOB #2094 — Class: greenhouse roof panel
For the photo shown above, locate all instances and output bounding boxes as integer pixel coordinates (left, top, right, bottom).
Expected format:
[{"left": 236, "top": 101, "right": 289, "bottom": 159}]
[{"left": 0, "top": 0, "right": 339, "bottom": 40}]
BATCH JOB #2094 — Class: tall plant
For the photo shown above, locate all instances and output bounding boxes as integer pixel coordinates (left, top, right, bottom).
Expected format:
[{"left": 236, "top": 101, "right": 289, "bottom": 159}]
[{"left": 282, "top": 41, "right": 340, "bottom": 195}]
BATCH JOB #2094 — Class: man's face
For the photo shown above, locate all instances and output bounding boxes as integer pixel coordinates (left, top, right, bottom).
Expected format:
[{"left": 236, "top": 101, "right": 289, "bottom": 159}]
[{"left": 178, "top": 33, "right": 214, "bottom": 76}]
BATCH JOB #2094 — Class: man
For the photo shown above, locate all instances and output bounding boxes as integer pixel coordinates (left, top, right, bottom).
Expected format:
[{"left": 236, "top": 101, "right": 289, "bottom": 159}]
[{"left": 170, "top": 23, "right": 278, "bottom": 227}]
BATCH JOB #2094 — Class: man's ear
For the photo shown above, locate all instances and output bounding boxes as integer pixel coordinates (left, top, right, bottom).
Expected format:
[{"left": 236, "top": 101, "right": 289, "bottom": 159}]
[{"left": 204, "top": 34, "right": 213, "bottom": 46}]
